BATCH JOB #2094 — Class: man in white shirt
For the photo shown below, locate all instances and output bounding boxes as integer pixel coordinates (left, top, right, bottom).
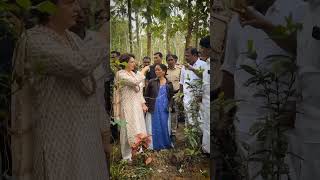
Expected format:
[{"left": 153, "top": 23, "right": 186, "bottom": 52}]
[
  {"left": 199, "top": 36, "right": 211, "bottom": 154},
  {"left": 180, "top": 47, "right": 207, "bottom": 125},
  {"left": 295, "top": 1, "right": 320, "bottom": 179},
  {"left": 221, "top": 0, "right": 305, "bottom": 179}
]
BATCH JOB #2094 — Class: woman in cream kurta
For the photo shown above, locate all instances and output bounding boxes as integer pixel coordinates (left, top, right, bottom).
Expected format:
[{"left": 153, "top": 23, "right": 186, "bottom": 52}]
[
  {"left": 11, "top": 25, "right": 109, "bottom": 179},
  {"left": 114, "top": 55, "right": 149, "bottom": 160}
]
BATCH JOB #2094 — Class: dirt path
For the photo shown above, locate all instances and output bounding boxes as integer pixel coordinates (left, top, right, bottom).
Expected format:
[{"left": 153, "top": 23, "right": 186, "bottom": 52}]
[{"left": 110, "top": 122, "right": 210, "bottom": 179}]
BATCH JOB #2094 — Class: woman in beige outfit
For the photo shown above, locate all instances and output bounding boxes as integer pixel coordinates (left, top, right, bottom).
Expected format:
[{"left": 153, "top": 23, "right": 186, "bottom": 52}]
[
  {"left": 11, "top": 0, "right": 109, "bottom": 179},
  {"left": 113, "top": 54, "right": 149, "bottom": 160}
]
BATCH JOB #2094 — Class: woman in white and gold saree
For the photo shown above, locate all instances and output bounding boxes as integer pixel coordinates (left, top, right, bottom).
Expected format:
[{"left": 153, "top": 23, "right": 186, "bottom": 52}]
[
  {"left": 11, "top": 0, "right": 109, "bottom": 179},
  {"left": 113, "top": 54, "right": 149, "bottom": 161}
]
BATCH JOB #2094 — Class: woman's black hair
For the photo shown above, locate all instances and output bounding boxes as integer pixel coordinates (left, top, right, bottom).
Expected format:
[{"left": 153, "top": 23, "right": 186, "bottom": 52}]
[
  {"left": 119, "top": 53, "right": 135, "bottom": 69},
  {"left": 31, "top": 0, "right": 58, "bottom": 25},
  {"left": 155, "top": 64, "right": 168, "bottom": 77}
]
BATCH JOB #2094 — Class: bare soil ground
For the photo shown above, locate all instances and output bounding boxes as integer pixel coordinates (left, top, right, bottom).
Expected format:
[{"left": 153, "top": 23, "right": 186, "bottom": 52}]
[{"left": 110, "top": 123, "right": 210, "bottom": 180}]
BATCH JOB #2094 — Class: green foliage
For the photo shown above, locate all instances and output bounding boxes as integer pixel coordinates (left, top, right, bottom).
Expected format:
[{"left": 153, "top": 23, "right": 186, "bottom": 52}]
[
  {"left": 111, "top": 0, "right": 209, "bottom": 61},
  {"left": 200, "top": 169, "right": 209, "bottom": 178},
  {"left": 16, "top": 0, "right": 31, "bottom": 9},
  {"left": 269, "top": 14, "right": 302, "bottom": 39},
  {"left": 110, "top": 146, "right": 153, "bottom": 179},
  {"left": 212, "top": 92, "right": 240, "bottom": 114},
  {"left": 110, "top": 160, "right": 128, "bottom": 180},
  {"left": 111, "top": 119, "right": 127, "bottom": 128},
  {"left": 239, "top": 21, "right": 303, "bottom": 179},
  {"left": 36, "top": 1, "right": 57, "bottom": 14},
  {"left": 184, "top": 125, "right": 201, "bottom": 156},
  {"left": 212, "top": 92, "right": 243, "bottom": 178},
  {"left": 183, "top": 71, "right": 204, "bottom": 158},
  {"left": 246, "top": 39, "right": 258, "bottom": 60}
]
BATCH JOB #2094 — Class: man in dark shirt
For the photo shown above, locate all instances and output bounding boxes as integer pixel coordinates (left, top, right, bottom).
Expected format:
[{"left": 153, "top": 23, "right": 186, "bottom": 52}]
[{"left": 145, "top": 52, "right": 163, "bottom": 87}]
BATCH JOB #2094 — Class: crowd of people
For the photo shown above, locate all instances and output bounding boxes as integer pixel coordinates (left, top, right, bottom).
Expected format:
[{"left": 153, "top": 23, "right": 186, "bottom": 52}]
[
  {"left": 111, "top": 36, "right": 211, "bottom": 161},
  {"left": 214, "top": 0, "right": 320, "bottom": 179},
  {"left": 0, "top": 0, "right": 212, "bottom": 178}
]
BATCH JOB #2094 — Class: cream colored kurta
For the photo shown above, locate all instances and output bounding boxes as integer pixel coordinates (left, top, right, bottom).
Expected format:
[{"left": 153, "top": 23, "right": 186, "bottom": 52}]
[
  {"left": 115, "top": 70, "right": 147, "bottom": 160},
  {"left": 11, "top": 26, "right": 109, "bottom": 180}
]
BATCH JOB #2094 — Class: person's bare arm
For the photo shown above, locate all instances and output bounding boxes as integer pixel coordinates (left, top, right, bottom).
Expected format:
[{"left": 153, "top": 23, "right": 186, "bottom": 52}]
[{"left": 234, "top": 7, "right": 297, "bottom": 55}]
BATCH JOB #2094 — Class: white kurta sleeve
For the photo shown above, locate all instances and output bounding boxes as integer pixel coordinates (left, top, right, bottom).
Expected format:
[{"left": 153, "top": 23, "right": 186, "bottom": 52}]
[
  {"left": 118, "top": 70, "right": 145, "bottom": 87},
  {"left": 179, "top": 66, "right": 185, "bottom": 85},
  {"left": 27, "top": 30, "right": 108, "bottom": 79},
  {"left": 220, "top": 15, "right": 241, "bottom": 75}
]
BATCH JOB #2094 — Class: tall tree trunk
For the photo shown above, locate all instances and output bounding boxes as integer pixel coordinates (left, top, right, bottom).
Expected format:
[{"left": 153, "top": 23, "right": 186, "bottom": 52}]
[
  {"left": 194, "top": 25, "right": 199, "bottom": 49},
  {"left": 125, "top": 33, "right": 129, "bottom": 52},
  {"left": 135, "top": 10, "right": 140, "bottom": 60},
  {"left": 146, "top": 0, "right": 152, "bottom": 57},
  {"left": 194, "top": 0, "right": 201, "bottom": 49},
  {"left": 166, "top": 18, "right": 170, "bottom": 54},
  {"left": 128, "top": 0, "right": 133, "bottom": 52},
  {"left": 185, "top": 0, "right": 193, "bottom": 49}
]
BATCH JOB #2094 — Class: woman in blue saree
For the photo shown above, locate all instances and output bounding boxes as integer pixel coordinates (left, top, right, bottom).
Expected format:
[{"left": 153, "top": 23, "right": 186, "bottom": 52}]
[{"left": 145, "top": 64, "right": 174, "bottom": 150}]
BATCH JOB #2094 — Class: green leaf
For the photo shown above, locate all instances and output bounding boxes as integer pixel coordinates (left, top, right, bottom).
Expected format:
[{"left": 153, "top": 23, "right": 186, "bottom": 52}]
[
  {"left": 247, "top": 39, "right": 254, "bottom": 52},
  {"left": 110, "top": 120, "right": 117, "bottom": 126},
  {"left": 0, "top": 2, "right": 19, "bottom": 12},
  {"left": 16, "top": 0, "right": 31, "bottom": 9},
  {"left": 240, "top": 65, "right": 257, "bottom": 75},
  {"left": 112, "top": 119, "right": 127, "bottom": 127},
  {"left": 247, "top": 51, "right": 257, "bottom": 60},
  {"left": 36, "top": 1, "right": 57, "bottom": 14},
  {"left": 250, "top": 149, "right": 272, "bottom": 158},
  {"left": 249, "top": 122, "right": 265, "bottom": 136},
  {"left": 271, "top": 25, "right": 287, "bottom": 37},
  {"left": 223, "top": 101, "right": 237, "bottom": 114},
  {"left": 244, "top": 77, "right": 258, "bottom": 87},
  {"left": 264, "top": 54, "right": 293, "bottom": 62},
  {"left": 270, "top": 57, "right": 296, "bottom": 74}
]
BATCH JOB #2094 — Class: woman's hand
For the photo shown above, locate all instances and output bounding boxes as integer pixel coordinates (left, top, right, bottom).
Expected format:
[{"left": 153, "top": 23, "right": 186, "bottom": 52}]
[
  {"left": 101, "top": 130, "right": 111, "bottom": 158},
  {"left": 184, "top": 63, "right": 193, "bottom": 70},
  {"left": 103, "top": 142, "right": 111, "bottom": 157},
  {"left": 142, "top": 103, "right": 148, "bottom": 113},
  {"left": 141, "top": 65, "right": 150, "bottom": 75},
  {"left": 102, "top": 141, "right": 111, "bottom": 169}
]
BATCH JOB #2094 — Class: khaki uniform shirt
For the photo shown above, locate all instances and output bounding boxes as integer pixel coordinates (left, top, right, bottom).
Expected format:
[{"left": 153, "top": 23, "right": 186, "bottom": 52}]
[{"left": 167, "top": 66, "right": 181, "bottom": 92}]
